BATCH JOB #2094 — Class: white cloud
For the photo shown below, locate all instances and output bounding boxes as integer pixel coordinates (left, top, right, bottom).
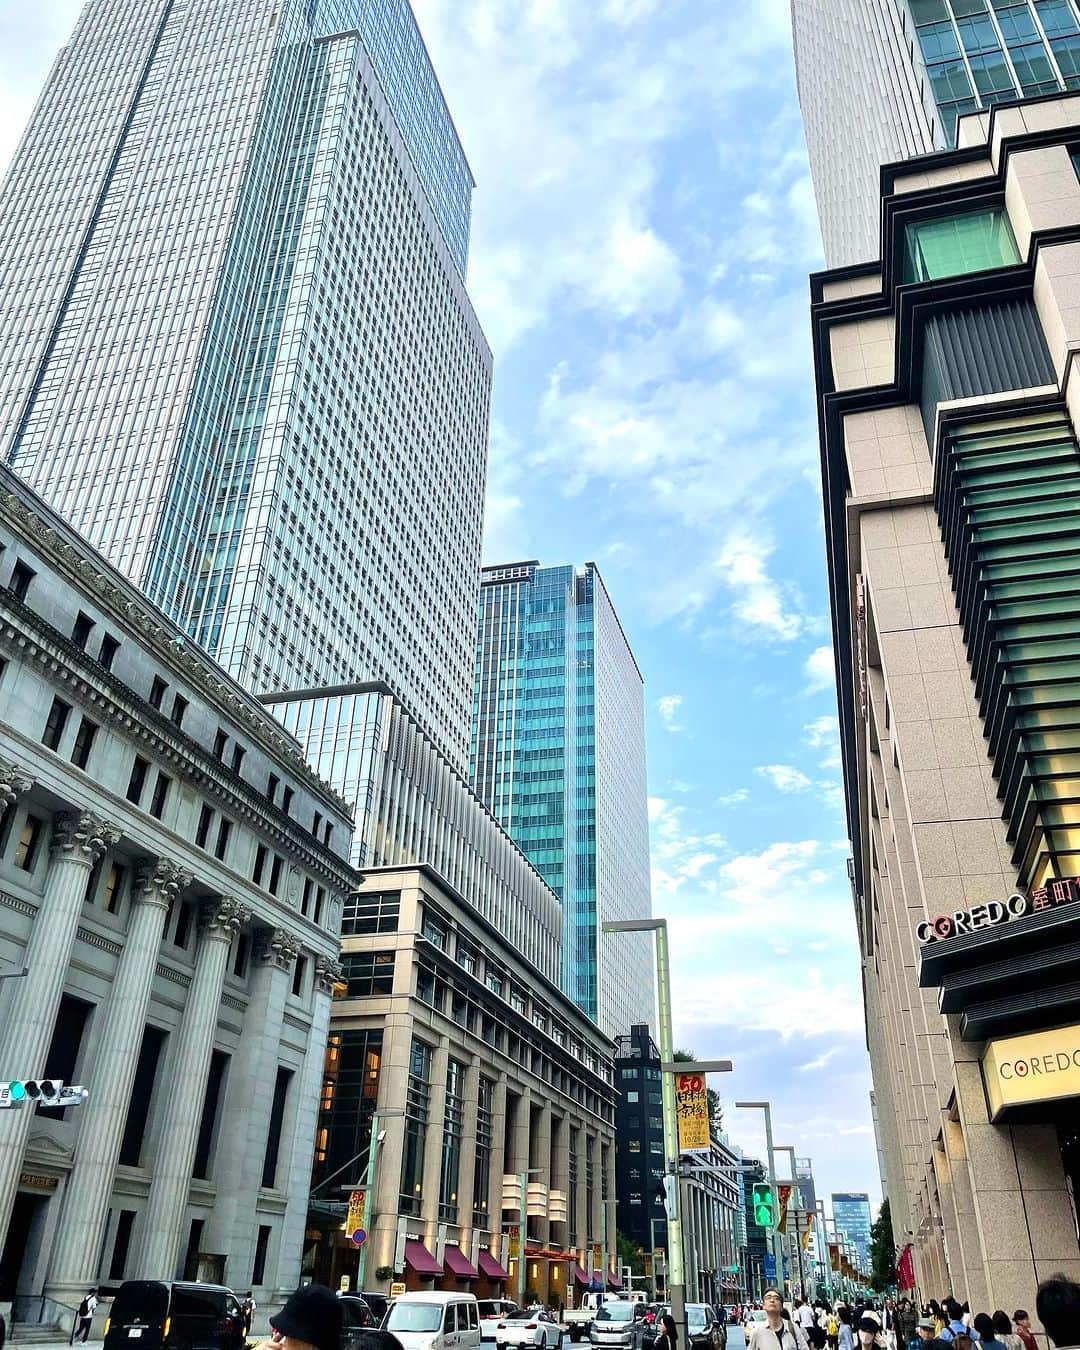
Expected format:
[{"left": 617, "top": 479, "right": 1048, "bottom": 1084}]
[
  {"left": 716, "top": 787, "right": 750, "bottom": 807},
  {"left": 657, "top": 694, "right": 684, "bottom": 732},
  {"left": 804, "top": 645, "right": 836, "bottom": 693},
  {"left": 797, "top": 1047, "right": 841, "bottom": 1072},
  {"left": 756, "top": 763, "right": 813, "bottom": 793}
]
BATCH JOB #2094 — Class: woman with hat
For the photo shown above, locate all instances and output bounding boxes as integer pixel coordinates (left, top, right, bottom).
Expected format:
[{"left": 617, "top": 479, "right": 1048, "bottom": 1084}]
[
  {"left": 265, "top": 1286, "right": 343, "bottom": 1350},
  {"left": 858, "top": 1312, "right": 887, "bottom": 1350}
]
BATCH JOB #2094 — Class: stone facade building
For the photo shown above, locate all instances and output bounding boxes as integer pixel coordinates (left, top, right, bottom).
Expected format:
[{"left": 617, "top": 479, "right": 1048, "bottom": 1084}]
[
  {"left": 0, "top": 464, "right": 355, "bottom": 1311},
  {"left": 810, "top": 94, "right": 1080, "bottom": 1310},
  {"left": 311, "top": 865, "right": 618, "bottom": 1306}
]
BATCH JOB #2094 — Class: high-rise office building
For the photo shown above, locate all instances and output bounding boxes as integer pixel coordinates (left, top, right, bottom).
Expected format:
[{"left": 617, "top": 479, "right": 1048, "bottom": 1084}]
[
  {"left": 791, "top": 0, "right": 1080, "bottom": 266},
  {"left": 831, "top": 1193, "right": 872, "bottom": 1273},
  {"left": 0, "top": 0, "right": 490, "bottom": 772},
  {"left": 472, "top": 561, "right": 654, "bottom": 1036}
]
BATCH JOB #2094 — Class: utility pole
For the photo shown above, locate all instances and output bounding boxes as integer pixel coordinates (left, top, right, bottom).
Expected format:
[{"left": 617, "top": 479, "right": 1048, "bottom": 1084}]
[{"left": 736, "top": 1103, "right": 785, "bottom": 1297}]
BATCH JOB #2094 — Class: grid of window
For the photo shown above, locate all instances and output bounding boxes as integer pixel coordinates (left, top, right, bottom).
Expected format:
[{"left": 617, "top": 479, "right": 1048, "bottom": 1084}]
[
  {"left": 438, "top": 1058, "right": 464, "bottom": 1222},
  {"left": 312, "top": 1028, "right": 382, "bottom": 1189},
  {"left": 341, "top": 889, "right": 400, "bottom": 935},
  {"left": 338, "top": 950, "right": 395, "bottom": 998},
  {"left": 400, "top": 1038, "right": 431, "bottom": 1216},
  {"left": 473, "top": 1077, "right": 493, "bottom": 1226}
]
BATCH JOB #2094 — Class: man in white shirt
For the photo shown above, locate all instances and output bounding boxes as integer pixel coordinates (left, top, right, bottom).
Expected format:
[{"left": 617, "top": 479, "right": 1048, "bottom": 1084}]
[{"left": 797, "top": 1303, "right": 817, "bottom": 1336}]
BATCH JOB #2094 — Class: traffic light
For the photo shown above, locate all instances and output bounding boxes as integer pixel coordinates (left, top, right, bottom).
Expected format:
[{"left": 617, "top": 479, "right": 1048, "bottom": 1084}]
[
  {"left": 751, "top": 1182, "right": 776, "bottom": 1229},
  {"left": 0, "top": 1081, "right": 87, "bottom": 1109}
]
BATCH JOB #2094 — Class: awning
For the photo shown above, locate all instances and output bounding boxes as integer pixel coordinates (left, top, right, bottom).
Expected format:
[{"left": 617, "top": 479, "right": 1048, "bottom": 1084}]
[
  {"left": 444, "top": 1245, "right": 479, "bottom": 1279},
  {"left": 405, "top": 1239, "right": 442, "bottom": 1277},
  {"left": 573, "top": 1265, "right": 589, "bottom": 1287},
  {"left": 607, "top": 1270, "right": 622, "bottom": 1290},
  {"left": 478, "top": 1250, "right": 510, "bottom": 1281}
]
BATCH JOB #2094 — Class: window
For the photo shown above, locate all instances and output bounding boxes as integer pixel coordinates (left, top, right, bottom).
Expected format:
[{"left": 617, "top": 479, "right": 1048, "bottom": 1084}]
[
  {"left": 173, "top": 900, "right": 194, "bottom": 950},
  {"left": 422, "top": 911, "right": 448, "bottom": 951},
  {"left": 400, "top": 1039, "right": 431, "bottom": 1215},
  {"left": 281, "top": 786, "right": 294, "bottom": 816},
  {"left": 341, "top": 890, "right": 400, "bottom": 935},
  {"left": 253, "top": 844, "right": 267, "bottom": 886},
  {"left": 42, "top": 696, "right": 71, "bottom": 750},
  {"left": 473, "top": 1077, "right": 493, "bottom": 1224},
  {"left": 13, "top": 815, "right": 44, "bottom": 871},
  {"left": 626, "top": 1091, "right": 639, "bottom": 1103},
  {"left": 215, "top": 819, "right": 232, "bottom": 862},
  {"left": 70, "top": 716, "right": 97, "bottom": 770},
  {"left": 233, "top": 932, "right": 249, "bottom": 978},
  {"left": 103, "top": 862, "right": 127, "bottom": 915},
  {"left": 301, "top": 878, "right": 312, "bottom": 917},
  {"left": 262, "top": 1067, "right": 293, "bottom": 1188},
  {"left": 230, "top": 744, "right": 245, "bottom": 774},
  {"left": 486, "top": 964, "right": 505, "bottom": 997},
  {"left": 213, "top": 729, "right": 228, "bottom": 760},
  {"left": 149, "top": 676, "right": 167, "bottom": 709},
  {"left": 193, "top": 1049, "right": 229, "bottom": 1179},
  {"left": 9, "top": 560, "right": 35, "bottom": 601},
  {"left": 98, "top": 633, "right": 120, "bottom": 672},
  {"left": 71, "top": 612, "right": 94, "bottom": 649},
  {"left": 195, "top": 804, "right": 214, "bottom": 849},
  {"left": 312, "top": 810, "right": 322, "bottom": 838},
  {"left": 340, "top": 951, "right": 395, "bottom": 998},
  {"left": 311, "top": 1028, "right": 383, "bottom": 1191},
  {"left": 323, "top": 821, "right": 333, "bottom": 846},
  {"left": 269, "top": 854, "right": 283, "bottom": 895},
  {"left": 266, "top": 772, "right": 279, "bottom": 804},
  {"left": 119, "top": 1025, "right": 166, "bottom": 1164},
  {"left": 126, "top": 756, "right": 149, "bottom": 804},
  {"left": 40, "top": 993, "right": 92, "bottom": 1119},
  {"left": 170, "top": 694, "right": 188, "bottom": 728},
  {"left": 110, "top": 1211, "right": 136, "bottom": 1280},
  {"left": 439, "top": 1059, "right": 464, "bottom": 1222},
  {"left": 902, "top": 207, "right": 1019, "bottom": 283},
  {"left": 292, "top": 955, "right": 306, "bottom": 998},
  {"left": 149, "top": 772, "right": 171, "bottom": 820},
  {"left": 252, "top": 1226, "right": 271, "bottom": 1287},
  {"left": 314, "top": 887, "right": 325, "bottom": 925},
  {"left": 510, "top": 987, "right": 527, "bottom": 1014},
  {"left": 456, "top": 938, "right": 477, "bottom": 975},
  {"left": 628, "top": 1139, "right": 641, "bottom": 1153}
]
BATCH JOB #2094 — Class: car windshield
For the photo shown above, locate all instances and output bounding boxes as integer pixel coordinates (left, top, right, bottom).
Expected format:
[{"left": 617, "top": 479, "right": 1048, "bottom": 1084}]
[
  {"left": 387, "top": 1304, "right": 445, "bottom": 1334},
  {"left": 110, "top": 1284, "right": 170, "bottom": 1324},
  {"left": 596, "top": 1305, "right": 634, "bottom": 1323},
  {"left": 687, "top": 1310, "right": 708, "bottom": 1331}
]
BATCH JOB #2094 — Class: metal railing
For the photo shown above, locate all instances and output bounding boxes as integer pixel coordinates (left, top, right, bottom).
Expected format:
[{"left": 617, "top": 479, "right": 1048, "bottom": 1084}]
[{"left": 10, "top": 1292, "right": 79, "bottom": 1336}]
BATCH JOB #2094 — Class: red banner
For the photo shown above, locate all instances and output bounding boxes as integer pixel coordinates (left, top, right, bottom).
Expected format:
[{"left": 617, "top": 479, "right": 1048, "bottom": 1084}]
[{"left": 897, "top": 1244, "right": 915, "bottom": 1292}]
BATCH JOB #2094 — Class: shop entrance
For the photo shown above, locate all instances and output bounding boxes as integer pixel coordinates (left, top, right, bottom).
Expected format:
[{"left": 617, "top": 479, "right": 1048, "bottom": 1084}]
[{"left": 0, "top": 1191, "right": 48, "bottom": 1300}]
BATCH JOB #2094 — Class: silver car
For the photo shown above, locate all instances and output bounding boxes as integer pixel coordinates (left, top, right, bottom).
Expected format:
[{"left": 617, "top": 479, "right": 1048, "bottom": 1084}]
[{"left": 590, "top": 1301, "right": 645, "bottom": 1350}]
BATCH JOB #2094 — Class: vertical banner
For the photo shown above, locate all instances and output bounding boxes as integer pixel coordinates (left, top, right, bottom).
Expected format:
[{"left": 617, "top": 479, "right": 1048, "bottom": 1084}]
[
  {"left": 675, "top": 1072, "right": 711, "bottom": 1151},
  {"left": 776, "top": 1184, "right": 792, "bottom": 1233},
  {"left": 346, "top": 1189, "right": 366, "bottom": 1232}
]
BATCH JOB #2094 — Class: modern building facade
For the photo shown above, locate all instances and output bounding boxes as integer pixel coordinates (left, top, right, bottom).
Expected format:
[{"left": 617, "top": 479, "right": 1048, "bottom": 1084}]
[
  {"left": 613, "top": 1026, "right": 668, "bottom": 1259},
  {"left": 0, "top": 462, "right": 355, "bottom": 1314},
  {"left": 740, "top": 1157, "right": 769, "bottom": 1299},
  {"left": 792, "top": 0, "right": 1080, "bottom": 267},
  {"left": 0, "top": 0, "right": 491, "bottom": 774},
  {"left": 308, "top": 865, "right": 618, "bottom": 1306},
  {"left": 472, "top": 562, "right": 654, "bottom": 1035},
  {"left": 680, "top": 1135, "right": 744, "bottom": 1306},
  {"left": 809, "top": 93, "right": 1080, "bottom": 1311},
  {"left": 830, "top": 1193, "right": 872, "bottom": 1274}
]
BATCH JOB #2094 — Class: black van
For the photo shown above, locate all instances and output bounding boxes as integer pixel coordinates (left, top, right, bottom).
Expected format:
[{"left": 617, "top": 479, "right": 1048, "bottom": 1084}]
[{"left": 104, "top": 1282, "right": 245, "bottom": 1350}]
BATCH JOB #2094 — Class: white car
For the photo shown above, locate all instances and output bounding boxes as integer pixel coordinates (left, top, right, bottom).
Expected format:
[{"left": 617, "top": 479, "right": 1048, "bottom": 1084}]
[
  {"left": 495, "top": 1308, "right": 562, "bottom": 1349},
  {"left": 744, "top": 1311, "right": 767, "bottom": 1344}
]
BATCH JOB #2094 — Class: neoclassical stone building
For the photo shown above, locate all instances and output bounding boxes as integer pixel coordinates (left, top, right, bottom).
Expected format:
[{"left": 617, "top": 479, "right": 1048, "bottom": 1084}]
[{"left": 0, "top": 464, "right": 355, "bottom": 1316}]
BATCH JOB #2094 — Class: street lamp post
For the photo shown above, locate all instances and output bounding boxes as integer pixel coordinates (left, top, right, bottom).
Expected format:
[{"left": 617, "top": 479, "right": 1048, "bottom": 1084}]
[
  {"left": 603, "top": 919, "right": 733, "bottom": 1345},
  {"left": 356, "top": 1108, "right": 406, "bottom": 1290},
  {"left": 735, "top": 1102, "right": 785, "bottom": 1298}
]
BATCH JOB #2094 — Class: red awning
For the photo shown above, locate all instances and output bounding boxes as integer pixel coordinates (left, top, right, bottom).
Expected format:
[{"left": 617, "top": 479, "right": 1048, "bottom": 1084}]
[
  {"left": 607, "top": 1270, "right": 622, "bottom": 1290},
  {"left": 405, "top": 1239, "right": 443, "bottom": 1277},
  {"left": 478, "top": 1250, "right": 510, "bottom": 1281},
  {"left": 573, "top": 1265, "right": 589, "bottom": 1287},
  {"left": 444, "top": 1245, "right": 479, "bottom": 1279}
]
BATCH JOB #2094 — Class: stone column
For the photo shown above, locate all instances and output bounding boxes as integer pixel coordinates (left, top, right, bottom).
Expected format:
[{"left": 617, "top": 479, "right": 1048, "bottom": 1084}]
[
  {"left": 0, "top": 810, "right": 119, "bottom": 1246},
  {"left": 48, "top": 858, "right": 189, "bottom": 1298},
  {"left": 574, "top": 1124, "right": 588, "bottom": 1256},
  {"left": 204, "top": 926, "right": 300, "bottom": 1289},
  {"left": 487, "top": 1077, "right": 508, "bottom": 1245},
  {"left": 421, "top": 1037, "right": 452, "bottom": 1247},
  {"left": 135, "top": 897, "right": 248, "bottom": 1279},
  {"left": 590, "top": 1134, "right": 603, "bottom": 1273},
  {"left": 274, "top": 955, "right": 340, "bottom": 1297},
  {"left": 531, "top": 1101, "right": 552, "bottom": 1249}
]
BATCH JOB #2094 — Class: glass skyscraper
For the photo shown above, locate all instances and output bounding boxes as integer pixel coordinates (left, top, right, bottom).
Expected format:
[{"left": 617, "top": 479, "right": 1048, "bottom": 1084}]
[
  {"left": 831, "top": 1192, "right": 873, "bottom": 1273},
  {"left": 472, "top": 561, "right": 655, "bottom": 1037},
  {"left": 792, "top": 0, "right": 1080, "bottom": 267},
  {"left": 0, "top": 0, "right": 490, "bottom": 773}
]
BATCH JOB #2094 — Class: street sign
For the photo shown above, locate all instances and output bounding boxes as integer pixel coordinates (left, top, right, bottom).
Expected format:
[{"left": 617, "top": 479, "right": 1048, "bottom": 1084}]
[
  {"left": 390, "top": 1282, "right": 406, "bottom": 1299},
  {"left": 351, "top": 1228, "right": 367, "bottom": 1248},
  {"left": 674, "top": 1072, "right": 710, "bottom": 1151},
  {"left": 339, "top": 1277, "right": 351, "bottom": 1294},
  {"left": 763, "top": 1253, "right": 776, "bottom": 1280}
]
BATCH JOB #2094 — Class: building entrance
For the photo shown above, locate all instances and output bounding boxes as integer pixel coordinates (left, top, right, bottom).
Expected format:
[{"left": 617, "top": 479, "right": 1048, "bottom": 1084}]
[{"left": 0, "top": 1191, "right": 48, "bottom": 1300}]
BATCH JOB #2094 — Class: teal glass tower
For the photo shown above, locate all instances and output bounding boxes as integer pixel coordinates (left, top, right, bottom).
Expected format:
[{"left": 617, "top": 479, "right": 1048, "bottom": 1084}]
[{"left": 472, "top": 562, "right": 654, "bottom": 1037}]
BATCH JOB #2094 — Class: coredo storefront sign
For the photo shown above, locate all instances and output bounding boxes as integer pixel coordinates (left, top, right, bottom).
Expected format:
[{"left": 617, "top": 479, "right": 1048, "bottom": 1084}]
[
  {"left": 915, "top": 875, "right": 1080, "bottom": 945},
  {"left": 983, "top": 1023, "right": 1080, "bottom": 1120}
]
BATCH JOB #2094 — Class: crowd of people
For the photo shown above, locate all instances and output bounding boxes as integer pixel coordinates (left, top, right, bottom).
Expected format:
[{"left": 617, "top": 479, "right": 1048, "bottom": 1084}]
[{"left": 734, "top": 1278, "right": 1080, "bottom": 1350}]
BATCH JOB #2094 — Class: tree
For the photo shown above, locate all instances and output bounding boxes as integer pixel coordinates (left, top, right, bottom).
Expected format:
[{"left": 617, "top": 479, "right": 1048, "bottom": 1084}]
[
  {"left": 868, "top": 1197, "right": 897, "bottom": 1293},
  {"left": 617, "top": 1231, "right": 644, "bottom": 1275},
  {"left": 673, "top": 1048, "right": 723, "bottom": 1135}
]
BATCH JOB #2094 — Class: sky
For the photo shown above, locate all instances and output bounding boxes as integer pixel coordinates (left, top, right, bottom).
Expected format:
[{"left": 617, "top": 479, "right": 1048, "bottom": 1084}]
[{"left": 0, "top": 0, "right": 882, "bottom": 1215}]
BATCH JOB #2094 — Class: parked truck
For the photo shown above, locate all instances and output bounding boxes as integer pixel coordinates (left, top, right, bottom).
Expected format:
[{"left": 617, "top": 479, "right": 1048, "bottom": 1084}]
[{"left": 565, "top": 1292, "right": 624, "bottom": 1342}]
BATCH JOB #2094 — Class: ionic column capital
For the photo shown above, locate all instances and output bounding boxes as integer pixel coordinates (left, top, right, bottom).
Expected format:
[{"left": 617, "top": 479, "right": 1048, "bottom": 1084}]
[
  {"left": 133, "top": 857, "right": 193, "bottom": 910},
  {"left": 253, "top": 926, "right": 302, "bottom": 971},
  {"left": 0, "top": 761, "right": 34, "bottom": 812},
  {"left": 314, "top": 954, "right": 343, "bottom": 995},
  {"left": 51, "top": 811, "right": 121, "bottom": 865},
  {"left": 198, "top": 896, "right": 250, "bottom": 942}
]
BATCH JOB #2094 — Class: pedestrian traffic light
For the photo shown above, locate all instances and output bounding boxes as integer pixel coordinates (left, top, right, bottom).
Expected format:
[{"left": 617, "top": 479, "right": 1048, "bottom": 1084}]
[
  {"left": 751, "top": 1182, "right": 776, "bottom": 1229},
  {"left": 0, "top": 1080, "right": 87, "bottom": 1109}
]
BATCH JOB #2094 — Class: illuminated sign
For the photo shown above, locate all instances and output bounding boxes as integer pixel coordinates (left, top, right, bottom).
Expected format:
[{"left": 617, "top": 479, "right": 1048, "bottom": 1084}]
[
  {"left": 914, "top": 876, "right": 1080, "bottom": 945},
  {"left": 983, "top": 1023, "right": 1080, "bottom": 1120}
]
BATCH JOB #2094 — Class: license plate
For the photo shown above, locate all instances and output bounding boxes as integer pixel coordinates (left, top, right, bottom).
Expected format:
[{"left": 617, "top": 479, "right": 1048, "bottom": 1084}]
[{"left": 128, "top": 1331, "right": 143, "bottom": 1339}]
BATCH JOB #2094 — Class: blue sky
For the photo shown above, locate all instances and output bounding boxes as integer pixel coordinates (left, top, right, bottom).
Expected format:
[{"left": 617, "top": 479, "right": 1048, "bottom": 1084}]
[{"left": 0, "top": 0, "right": 882, "bottom": 1214}]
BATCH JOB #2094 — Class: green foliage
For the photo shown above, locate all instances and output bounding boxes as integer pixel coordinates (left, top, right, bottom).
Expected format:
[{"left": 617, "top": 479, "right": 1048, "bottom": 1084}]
[
  {"left": 868, "top": 1197, "right": 897, "bottom": 1293},
  {"left": 617, "top": 1232, "right": 644, "bottom": 1274}
]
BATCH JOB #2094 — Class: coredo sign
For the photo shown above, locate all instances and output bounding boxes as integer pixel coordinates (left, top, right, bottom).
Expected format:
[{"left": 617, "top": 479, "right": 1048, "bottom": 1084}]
[
  {"left": 983, "top": 1022, "right": 1080, "bottom": 1120},
  {"left": 914, "top": 876, "right": 1080, "bottom": 945}
]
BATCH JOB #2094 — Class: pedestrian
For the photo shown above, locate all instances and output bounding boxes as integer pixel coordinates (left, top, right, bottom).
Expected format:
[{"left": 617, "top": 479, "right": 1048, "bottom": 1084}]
[
  {"left": 972, "top": 1314, "right": 1001, "bottom": 1348},
  {"left": 71, "top": 1289, "right": 97, "bottom": 1346},
  {"left": 798, "top": 1301, "right": 819, "bottom": 1339},
  {"left": 897, "top": 1302, "right": 917, "bottom": 1350},
  {"left": 928, "top": 1306, "right": 945, "bottom": 1339},
  {"left": 916, "top": 1318, "right": 949, "bottom": 1350},
  {"left": 243, "top": 1293, "right": 257, "bottom": 1339},
  {"left": 654, "top": 1315, "right": 678, "bottom": 1350},
  {"left": 266, "top": 1284, "right": 342, "bottom": 1350},
  {"left": 859, "top": 1313, "right": 887, "bottom": 1350},
  {"left": 838, "top": 1308, "right": 855, "bottom": 1350},
  {"left": 827, "top": 1309, "right": 839, "bottom": 1350},
  {"left": 940, "top": 1303, "right": 970, "bottom": 1345},
  {"left": 749, "top": 1290, "right": 810, "bottom": 1350},
  {"left": 1038, "top": 1276, "right": 1080, "bottom": 1350},
  {"left": 1012, "top": 1313, "right": 1037, "bottom": 1350}
]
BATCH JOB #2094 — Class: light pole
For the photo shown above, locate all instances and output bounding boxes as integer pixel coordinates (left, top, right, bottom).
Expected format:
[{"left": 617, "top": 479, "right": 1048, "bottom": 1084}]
[
  {"left": 735, "top": 1103, "right": 785, "bottom": 1298},
  {"left": 603, "top": 919, "right": 732, "bottom": 1344},
  {"left": 356, "top": 1108, "right": 406, "bottom": 1291}
]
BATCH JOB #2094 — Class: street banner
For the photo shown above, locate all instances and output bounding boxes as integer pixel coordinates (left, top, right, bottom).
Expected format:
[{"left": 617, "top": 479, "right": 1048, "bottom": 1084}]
[
  {"left": 675, "top": 1072, "right": 710, "bottom": 1152},
  {"left": 897, "top": 1244, "right": 915, "bottom": 1291},
  {"left": 509, "top": 1227, "right": 521, "bottom": 1259},
  {"left": 644, "top": 1255, "right": 653, "bottom": 1277},
  {"left": 776, "top": 1184, "right": 792, "bottom": 1233},
  {"left": 346, "top": 1190, "right": 366, "bottom": 1233},
  {"left": 592, "top": 1241, "right": 602, "bottom": 1271},
  {"left": 801, "top": 1219, "right": 812, "bottom": 1250}
]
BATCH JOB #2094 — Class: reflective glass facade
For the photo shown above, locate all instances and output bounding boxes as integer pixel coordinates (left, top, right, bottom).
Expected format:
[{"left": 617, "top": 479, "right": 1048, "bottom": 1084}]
[
  {"left": 472, "top": 562, "right": 654, "bottom": 1037},
  {"left": 0, "top": 0, "right": 488, "bottom": 773},
  {"left": 831, "top": 1193, "right": 872, "bottom": 1272}
]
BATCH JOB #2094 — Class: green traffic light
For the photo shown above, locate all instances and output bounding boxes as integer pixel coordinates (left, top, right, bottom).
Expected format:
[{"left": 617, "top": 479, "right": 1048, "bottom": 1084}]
[{"left": 8, "top": 1081, "right": 26, "bottom": 1100}]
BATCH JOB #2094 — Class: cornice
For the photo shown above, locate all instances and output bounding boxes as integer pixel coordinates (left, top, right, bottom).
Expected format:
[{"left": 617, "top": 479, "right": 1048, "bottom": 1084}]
[
  {"left": 0, "top": 488, "right": 351, "bottom": 818},
  {"left": 0, "top": 589, "right": 355, "bottom": 890}
]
